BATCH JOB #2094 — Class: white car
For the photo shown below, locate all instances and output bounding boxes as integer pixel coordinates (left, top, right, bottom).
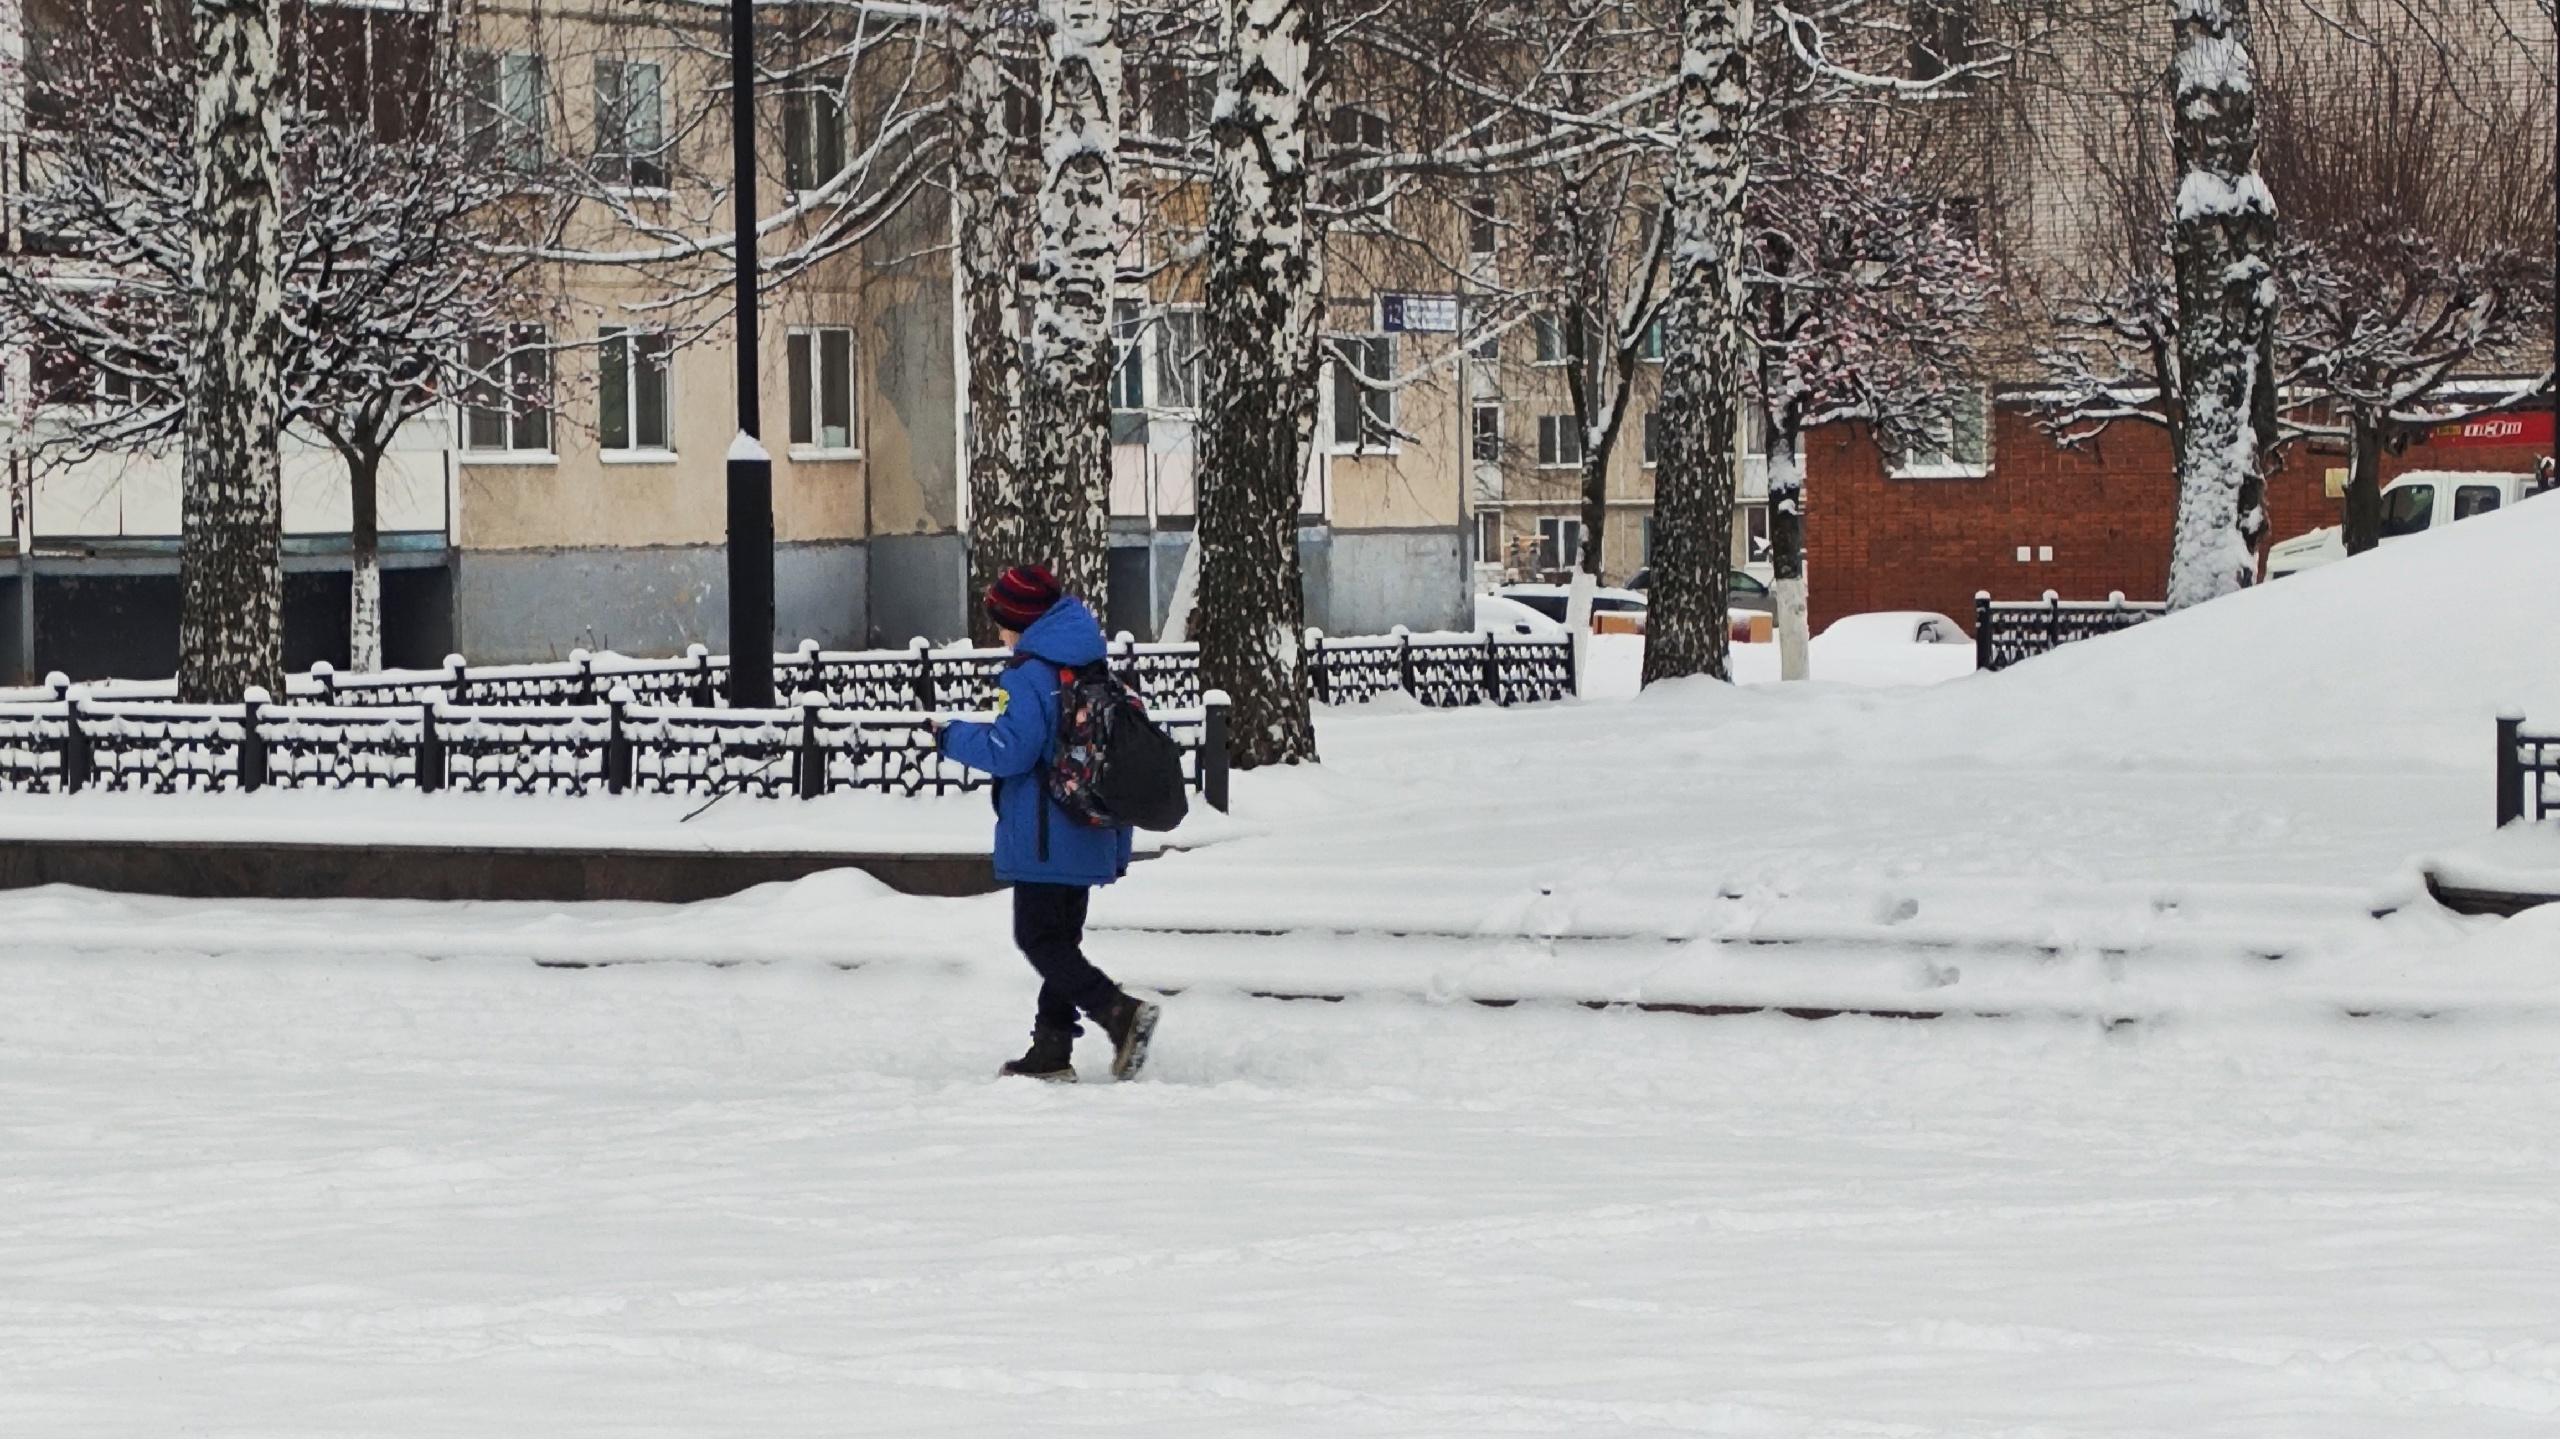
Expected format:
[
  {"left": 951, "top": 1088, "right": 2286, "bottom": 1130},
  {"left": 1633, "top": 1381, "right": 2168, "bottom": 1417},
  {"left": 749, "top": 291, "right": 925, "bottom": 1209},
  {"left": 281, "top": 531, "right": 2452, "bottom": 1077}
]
[
  {"left": 1496, "top": 583, "right": 1652, "bottom": 629},
  {"left": 2265, "top": 470, "right": 2539, "bottom": 579},
  {"left": 1818, "top": 611, "right": 1971, "bottom": 646},
  {"left": 1474, "top": 593, "right": 1569, "bottom": 637}
]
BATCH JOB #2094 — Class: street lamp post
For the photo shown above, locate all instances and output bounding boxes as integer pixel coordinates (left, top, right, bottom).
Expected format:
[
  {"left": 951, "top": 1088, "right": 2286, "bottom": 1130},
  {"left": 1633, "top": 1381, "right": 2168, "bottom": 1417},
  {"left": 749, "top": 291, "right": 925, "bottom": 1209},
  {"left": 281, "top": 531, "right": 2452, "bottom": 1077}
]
[{"left": 727, "top": 0, "right": 777, "bottom": 708}]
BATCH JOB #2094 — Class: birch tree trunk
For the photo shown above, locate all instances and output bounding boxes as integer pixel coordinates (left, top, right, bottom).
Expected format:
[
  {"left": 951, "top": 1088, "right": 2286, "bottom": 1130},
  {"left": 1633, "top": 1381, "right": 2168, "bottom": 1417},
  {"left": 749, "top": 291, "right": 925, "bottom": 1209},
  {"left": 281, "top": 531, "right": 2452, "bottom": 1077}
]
[
  {"left": 348, "top": 448, "right": 382, "bottom": 673},
  {"left": 178, "top": 0, "right": 285, "bottom": 702},
  {"left": 1197, "top": 0, "right": 1322, "bottom": 766},
  {"left": 1019, "top": 0, "right": 1121, "bottom": 607},
  {"left": 955, "top": 5, "right": 1030, "bottom": 646},
  {"left": 2164, "top": 0, "right": 2277, "bottom": 609},
  {"left": 1768, "top": 412, "right": 1810, "bottom": 681},
  {"left": 1641, "top": 0, "right": 1750, "bottom": 687}
]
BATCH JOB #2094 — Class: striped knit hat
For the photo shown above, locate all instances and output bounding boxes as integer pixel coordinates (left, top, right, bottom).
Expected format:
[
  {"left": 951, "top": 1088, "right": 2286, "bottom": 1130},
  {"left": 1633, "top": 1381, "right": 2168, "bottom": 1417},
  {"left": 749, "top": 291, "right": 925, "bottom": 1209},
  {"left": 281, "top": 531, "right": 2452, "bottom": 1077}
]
[{"left": 984, "top": 564, "right": 1063, "bottom": 632}]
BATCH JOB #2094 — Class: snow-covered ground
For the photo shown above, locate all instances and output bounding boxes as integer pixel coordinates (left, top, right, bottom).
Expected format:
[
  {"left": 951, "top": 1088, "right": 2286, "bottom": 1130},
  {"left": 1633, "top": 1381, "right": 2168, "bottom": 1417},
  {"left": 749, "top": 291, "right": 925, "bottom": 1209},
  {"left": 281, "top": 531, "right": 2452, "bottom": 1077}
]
[{"left": 6, "top": 494, "right": 2559, "bottom": 1432}]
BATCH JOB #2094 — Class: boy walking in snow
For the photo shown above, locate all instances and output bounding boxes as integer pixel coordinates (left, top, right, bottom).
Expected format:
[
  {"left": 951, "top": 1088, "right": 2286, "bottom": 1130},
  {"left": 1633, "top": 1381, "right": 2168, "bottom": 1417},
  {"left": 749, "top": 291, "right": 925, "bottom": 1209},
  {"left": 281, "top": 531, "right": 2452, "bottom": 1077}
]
[{"left": 937, "top": 565, "right": 1161, "bottom": 1082}]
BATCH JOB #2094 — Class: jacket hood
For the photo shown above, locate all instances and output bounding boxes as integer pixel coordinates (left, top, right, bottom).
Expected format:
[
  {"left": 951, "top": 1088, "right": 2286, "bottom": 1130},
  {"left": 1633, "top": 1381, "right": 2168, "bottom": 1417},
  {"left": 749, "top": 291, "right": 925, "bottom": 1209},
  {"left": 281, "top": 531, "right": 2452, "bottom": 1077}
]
[{"left": 1014, "top": 595, "right": 1109, "bottom": 667}]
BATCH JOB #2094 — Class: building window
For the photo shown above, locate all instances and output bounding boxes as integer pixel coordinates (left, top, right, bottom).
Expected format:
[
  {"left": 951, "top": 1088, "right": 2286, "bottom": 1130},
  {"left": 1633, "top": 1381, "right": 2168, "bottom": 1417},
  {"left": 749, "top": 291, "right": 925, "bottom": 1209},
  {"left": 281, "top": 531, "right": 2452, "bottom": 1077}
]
[
  {"left": 1641, "top": 411, "right": 1657, "bottom": 466},
  {"left": 466, "top": 51, "right": 548, "bottom": 174},
  {"left": 1466, "top": 187, "right": 1498, "bottom": 256},
  {"left": 1108, "top": 299, "right": 1147, "bottom": 413},
  {"left": 1890, "top": 387, "right": 1990, "bottom": 478},
  {"left": 1537, "top": 516, "right": 1582, "bottom": 573},
  {"left": 1638, "top": 317, "right": 1664, "bottom": 362},
  {"left": 784, "top": 88, "right": 846, "bottom": 192},
  {"left": 593, "top": 59, "right": 666, "bottom": 190},
  {"left": 1472, "top": 403, "right": 1504, "bottom": 462},
  {"left": 1536, "top": 414, "right": 1583, "bottom": 468},
  {"left": 1476, "top": 510, "right": 1503, "bottom": 567},
  {"left": 1740, "top": 502, "right": 1771, "bottom": 563},
  {"left": 1157, "top": 306, "right": 1204, "bottom": 410},
  {"left": 1907, "top": 0, "right": 1979, "bottom": 82},
  {"left": 1642, "top": 514, "right": 1655, "bottom": 564},
  {"left": 1465, "top": 303, "right": 1500, "bottom": 363},
  {"left": 1322, "top": 106, "right": 1388, "bottom": 217},
  {"left": 1533, "top": 315, "right": 1567, "bottom": 367},
  {"left": 597, "top": 326, "right": 671, "bottom": 452},
  {"left": 787, "top": 327, "right": 857, "bottom": 452},
  {"left": 1145, "top": 65, "right": 1208, "bottom": 141},
  {"left": 462, "top": 325, "right": 552, "bottom": 454},
  {"left": 1329, "top": 334, "right": 1393, "bottom": 448}
]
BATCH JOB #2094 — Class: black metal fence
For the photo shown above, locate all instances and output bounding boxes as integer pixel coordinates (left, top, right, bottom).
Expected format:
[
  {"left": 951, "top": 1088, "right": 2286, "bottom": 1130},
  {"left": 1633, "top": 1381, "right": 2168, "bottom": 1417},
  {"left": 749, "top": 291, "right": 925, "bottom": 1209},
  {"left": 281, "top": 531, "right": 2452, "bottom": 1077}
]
[
  {"left": 6, "top": 630, "right": 1573, "bottom": 715},
  {"left": 1973, "top": 591, "right": 2166, "bottom": 672},
  {"left": 2496, "top": 715, "right": 2558, "bottom": 826},
  {"left": 1306, "top": 628, "right": 1576, "bottom": 707},
  {"left": 0, "top": 688, "right": 1231, "bottom": 808}
]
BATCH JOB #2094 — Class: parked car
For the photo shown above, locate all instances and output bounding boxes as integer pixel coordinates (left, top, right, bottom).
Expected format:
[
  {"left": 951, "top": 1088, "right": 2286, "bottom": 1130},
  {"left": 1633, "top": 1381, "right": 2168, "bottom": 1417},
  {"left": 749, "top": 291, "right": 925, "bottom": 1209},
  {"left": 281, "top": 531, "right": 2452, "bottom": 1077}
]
[
  {"left": 2264, "top": 470, "right": 2538, "bottom": 579},
  {"left": 1622, "top": 568, "right": 1776, "bottom": 613},
  {"left": 1475, "top": 592, "right": 1570, "bottom": 637},
  {"left": 1819, "top": 611, "right": 1970, "bottom": 646},
  {"left": 1496, "top": 584, "right": 1652, "bottom": 630}
]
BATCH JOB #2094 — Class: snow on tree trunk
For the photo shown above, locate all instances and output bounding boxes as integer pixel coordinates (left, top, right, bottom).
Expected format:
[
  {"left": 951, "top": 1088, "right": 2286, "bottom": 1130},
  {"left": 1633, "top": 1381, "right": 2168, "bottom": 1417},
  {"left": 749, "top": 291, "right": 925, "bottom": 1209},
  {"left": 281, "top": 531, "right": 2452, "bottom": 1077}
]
[
  {"left": 178, "top": 0, "right": 286, "bottom": 703},
  {"left": 1767, "top": 414, "right": 1809, "bottom": 681},
  {"left": 1641, "top": 0, "right": 1750, "bottom": 687},
  {"left": 2164, "top": 0, "right": 2276, "bottom": 610},
  {"left": 956, "top": 5, "right": 1030, "bottom": 646},
  {"left": 1196, "top": 0, "right": 1323, "bottom": 767},
  {"left": 1019, "top": 0, "right": 1121, "bottom": 609},
  {"left": 348, "top": 448, "right": 381, "bottom": 673}
]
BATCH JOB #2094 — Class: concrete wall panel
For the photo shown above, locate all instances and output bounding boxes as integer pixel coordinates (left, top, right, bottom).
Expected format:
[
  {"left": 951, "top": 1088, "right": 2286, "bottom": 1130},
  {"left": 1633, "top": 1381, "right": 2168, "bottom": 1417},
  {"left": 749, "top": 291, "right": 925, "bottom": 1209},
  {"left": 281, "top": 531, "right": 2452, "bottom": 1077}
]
[{"left": 866, "top": 532, "right": 967, "bottom": 647}]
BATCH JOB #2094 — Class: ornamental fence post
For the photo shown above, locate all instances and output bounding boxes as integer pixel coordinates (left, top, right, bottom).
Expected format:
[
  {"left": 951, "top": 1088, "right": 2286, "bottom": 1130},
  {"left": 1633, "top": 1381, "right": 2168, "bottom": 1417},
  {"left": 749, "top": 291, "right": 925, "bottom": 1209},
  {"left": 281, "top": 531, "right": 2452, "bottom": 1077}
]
[
  {"left": 1481, "top": 629, "right": 1499, "bottom": 705},
  {"left": 1974, "top": 592, "right": 1993, "bottom": 673},
  {"left": 2043, "top": 590, "right": 2060, "bottom": 659},
  {"left": 796, "top": 700, "right": 825, "bottom": 799},
  {"left": 1394, "top": 626, "right": 1414, "bottom": 696},
  {"left": 417, "top": 704, "right": 444, "bottom": 792},
  {"left": 605, "top": 688, "right": 631, "bottom": 795},
  {"left": 572, "top": 648, "right": 595, "bottom": 705},
  {"left": 60, "top": 690, "right": 87, "bottom": 792},
  {"left": 2496, "top": 713, "right": 2524, "bottom": 827},
  {"left": 1558, "top": 630, "right": 1575, "bottom": 701},
  {"left": 794, "top": 639, "right": 820, "bottom": 702},
  {"left": 238, "top": 687, "right": 268, "bottom": 792},
  {"left": 1306, "top": 629, "right": 1328, "bottom": 704},
  {"left": 310, "top": 660, "right": 335, "bottom": 705},
  {"left": 445, "top": 653, "right": 469, "bottom": 706},
  {"left": 1112, "top": 631, "right": 1135, "bottom": 688},
  {"left": 1201, "top": 689, "right": 1230, "bottom": 812},
  {"left": 688, "top": 644, "right": 715, "bottom": 707}
]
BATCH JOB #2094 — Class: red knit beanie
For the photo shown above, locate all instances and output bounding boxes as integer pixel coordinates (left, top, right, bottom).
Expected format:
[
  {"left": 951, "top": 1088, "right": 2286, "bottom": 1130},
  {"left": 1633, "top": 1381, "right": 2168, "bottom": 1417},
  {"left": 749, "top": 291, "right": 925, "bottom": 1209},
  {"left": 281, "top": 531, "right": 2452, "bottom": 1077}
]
[{"left": 984, "top": 564, "right": 1063, "bottom": 632}]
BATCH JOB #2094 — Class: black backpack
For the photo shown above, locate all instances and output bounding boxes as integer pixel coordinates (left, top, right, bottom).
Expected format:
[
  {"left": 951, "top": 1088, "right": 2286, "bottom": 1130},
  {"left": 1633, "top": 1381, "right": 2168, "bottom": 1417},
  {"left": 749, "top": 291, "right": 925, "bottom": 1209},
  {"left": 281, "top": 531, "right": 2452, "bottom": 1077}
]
[{"left": 1042, "top": 661, "right": 1191, "bottom": 832}]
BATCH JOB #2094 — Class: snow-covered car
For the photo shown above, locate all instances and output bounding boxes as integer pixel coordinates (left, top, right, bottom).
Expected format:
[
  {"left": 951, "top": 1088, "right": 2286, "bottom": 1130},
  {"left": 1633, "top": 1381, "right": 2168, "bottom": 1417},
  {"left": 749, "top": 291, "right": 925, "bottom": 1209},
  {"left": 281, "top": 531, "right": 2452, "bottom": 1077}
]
[
  {"left": 1497, "top": 584, "right": 1651, "bottom": 632},
  {"left": 1474, "top": 593, "right": 1569, "bottom": 637},
  {"left": 2264, "top": 470, "right": 2538, "bottom": 579},
  {"left": 1621, "top": 568, "right": 1776, "bottom": 613},
  {"left": 1818, "top": 611, "right": 1970, "bottom": 646}
]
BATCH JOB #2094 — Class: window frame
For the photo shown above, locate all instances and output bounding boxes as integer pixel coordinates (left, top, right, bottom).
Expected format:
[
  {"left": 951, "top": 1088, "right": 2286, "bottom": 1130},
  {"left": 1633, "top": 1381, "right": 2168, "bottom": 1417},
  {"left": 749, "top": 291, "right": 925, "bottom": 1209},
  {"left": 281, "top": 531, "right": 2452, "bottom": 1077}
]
[
  {"left": 1887, "top": 387, "right": 1992, "bottom": 479},
  {"left": 466, "top": 50, "right": 549, "bottom": 176},
  {"left": 1326, "top": 332, "right": 1396, "bottom": 452},
  {"left": 1156, "top": 304, "right": 1205, "bottom": 412},
  {"left": 596, "top": 325, "right": 674, "bottom": 457},
  {"left": 1536, "top": 515, "right": 1583, "bottom": 573},
  {"left": 1472, "top": 402, "right": 1504, "bottom": 463},
  {"left": 1536, "top": 413, "right": 1584, "bottom": 469},
  {"left": 592, "top": 57, "right": 668, "bottom": 192},
  {"left": 786, "top": 325, "right": 861, "bottom": 457},
  {"left": 459, "top": 324, "right": 555, "bottom": 460},
  {"left": 783, "top": 87, "right": 848, "bottom": 194},
  {"left": 1322, "top": 106, "right": 1391, "bottom": 222}
]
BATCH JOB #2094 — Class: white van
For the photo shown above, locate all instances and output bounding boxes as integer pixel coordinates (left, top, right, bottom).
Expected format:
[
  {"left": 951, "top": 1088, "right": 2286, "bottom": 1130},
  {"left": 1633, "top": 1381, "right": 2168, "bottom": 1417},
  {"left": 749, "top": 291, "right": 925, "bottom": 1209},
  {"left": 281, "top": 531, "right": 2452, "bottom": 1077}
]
[{"left": 2264, "top": 470, "right": 2542, "bottom": 579}]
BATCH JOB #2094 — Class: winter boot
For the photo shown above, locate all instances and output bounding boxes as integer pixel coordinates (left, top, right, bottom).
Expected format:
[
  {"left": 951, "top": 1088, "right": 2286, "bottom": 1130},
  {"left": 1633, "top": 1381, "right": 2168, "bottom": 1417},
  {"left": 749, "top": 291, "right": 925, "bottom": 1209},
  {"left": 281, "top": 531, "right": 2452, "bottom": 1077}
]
[
  {"left": 998, "top": 1026, "right": 1078, "bottom": 1083},
  {"left": 1097, "top": 991, "right": 1161, "bottom": 1081}
]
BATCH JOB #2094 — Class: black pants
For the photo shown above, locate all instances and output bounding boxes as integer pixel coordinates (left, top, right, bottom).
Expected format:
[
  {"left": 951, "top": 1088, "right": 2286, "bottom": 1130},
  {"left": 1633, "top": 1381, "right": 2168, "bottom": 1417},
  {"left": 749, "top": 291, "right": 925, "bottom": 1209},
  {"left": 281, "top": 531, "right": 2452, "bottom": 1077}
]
[{"left": 1013, "top": 882, "right": 1119, "bottom": 1035}]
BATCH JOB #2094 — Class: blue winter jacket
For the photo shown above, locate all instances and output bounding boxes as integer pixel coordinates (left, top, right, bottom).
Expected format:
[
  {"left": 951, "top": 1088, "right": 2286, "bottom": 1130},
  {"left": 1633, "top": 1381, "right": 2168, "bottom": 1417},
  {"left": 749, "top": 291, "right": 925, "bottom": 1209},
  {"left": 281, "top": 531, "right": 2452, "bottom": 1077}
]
[{"left": 937, "top": 597, "right": 1135, "bottom": 887}]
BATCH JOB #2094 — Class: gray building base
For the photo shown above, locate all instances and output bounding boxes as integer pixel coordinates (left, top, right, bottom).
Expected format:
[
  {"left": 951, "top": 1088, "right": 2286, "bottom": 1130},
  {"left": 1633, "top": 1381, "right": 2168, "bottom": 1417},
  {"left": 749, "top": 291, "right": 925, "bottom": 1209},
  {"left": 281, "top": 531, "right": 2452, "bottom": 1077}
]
[
  {"left": 867, "top": 532, "right": 969, "bottom": 647},
  {"left": 453, "top": 540, "right": 873, "bottom": 663},
  {"left": 1100, "top": 526, "right": 1468, "bottom": 643}
]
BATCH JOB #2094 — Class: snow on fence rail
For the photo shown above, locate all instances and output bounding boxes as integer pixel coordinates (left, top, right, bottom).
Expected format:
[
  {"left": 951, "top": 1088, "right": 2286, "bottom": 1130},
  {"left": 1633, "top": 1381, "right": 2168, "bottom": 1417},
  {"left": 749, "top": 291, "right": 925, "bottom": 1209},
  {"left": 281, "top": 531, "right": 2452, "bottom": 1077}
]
[
  {"left": 0, "top": 688, "right": 1235, "bottom": 811},
  {"left": 2495, "top": 715, "right": 2560, "bottom": 826},
  {"left": 1972, "top": 591, "right": 2166, "bottom": 672},
  {"left": 0, "top": 630, "right": 1576, "bottom": 714}
]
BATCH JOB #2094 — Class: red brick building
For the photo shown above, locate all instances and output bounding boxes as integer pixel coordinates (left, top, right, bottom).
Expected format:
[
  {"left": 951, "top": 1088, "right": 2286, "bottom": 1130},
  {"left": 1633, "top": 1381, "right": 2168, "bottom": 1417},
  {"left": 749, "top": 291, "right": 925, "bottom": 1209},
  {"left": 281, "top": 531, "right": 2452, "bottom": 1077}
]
[{"left": 1801, "top": 404, "right": 2554, "bottom": 634}]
